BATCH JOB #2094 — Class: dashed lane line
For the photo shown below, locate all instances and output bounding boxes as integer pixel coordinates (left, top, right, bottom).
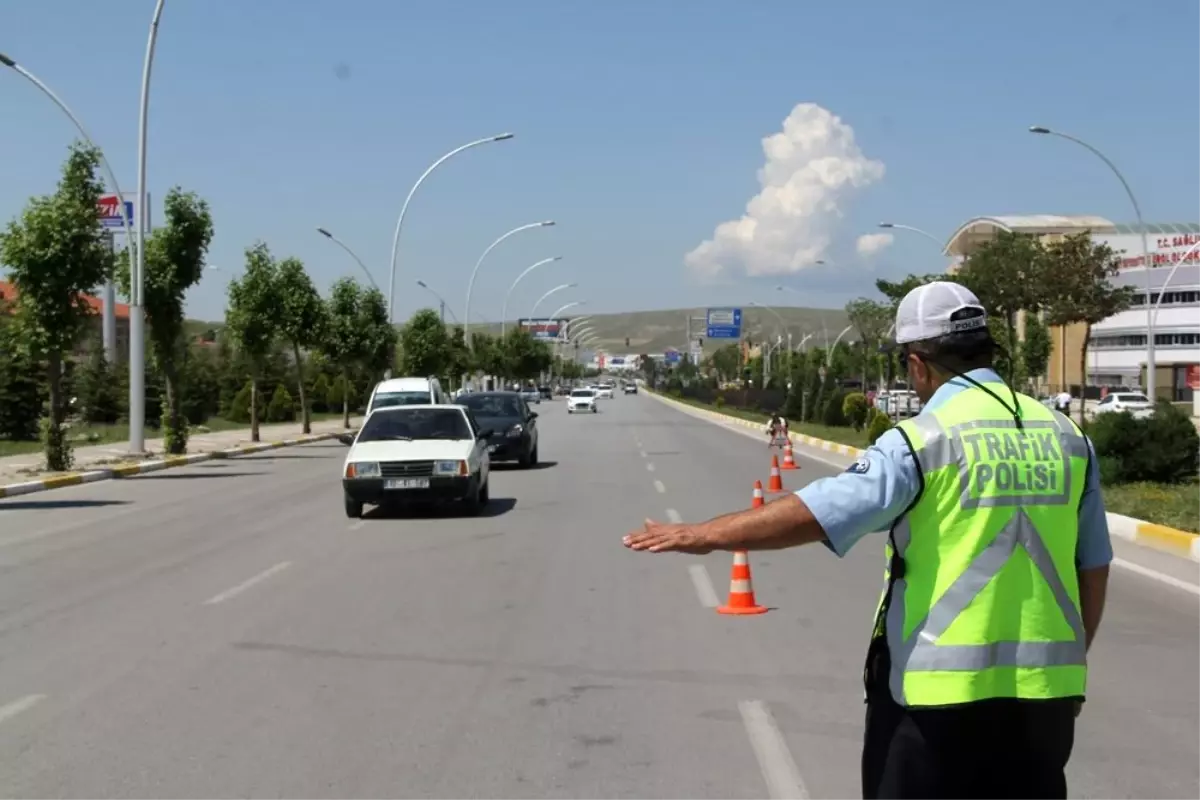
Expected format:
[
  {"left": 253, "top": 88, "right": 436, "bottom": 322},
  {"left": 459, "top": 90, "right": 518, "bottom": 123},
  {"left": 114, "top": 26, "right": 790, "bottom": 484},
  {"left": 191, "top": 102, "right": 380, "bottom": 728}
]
[
  {"left": 0, "top": 694, "right": 46, "bottom": 726},
  {"left": 688, "top": 564, "right": 719, "bottom": 608},
  {"left": 739, "top": 699, "right": 810, "bottom": 799},
  {"left": 653, "top": 479, "right": 666, "bottom": 494},
  {"left": 203, "top": 561, "right": 292, "bottom": 606}
]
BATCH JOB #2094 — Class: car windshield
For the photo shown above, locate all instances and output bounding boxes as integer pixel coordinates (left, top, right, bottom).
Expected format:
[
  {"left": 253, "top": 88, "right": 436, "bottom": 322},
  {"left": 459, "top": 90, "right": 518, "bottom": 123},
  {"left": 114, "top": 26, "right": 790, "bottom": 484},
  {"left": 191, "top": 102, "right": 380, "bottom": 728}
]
[
  {"left": 460, "top": 394, "right": 523, "bottom": 417},
  {"left": 357, "top": 408, "right": 471, "bottom": 442},
  {"left": 371, "top": 390, "right": 431, "bottom": 409},
  {"left": 571, "top": 390, "right": 594, "bottom": 398},
  {"left": 1116, "top": 394, "right": 1150, "bottom": 403}
]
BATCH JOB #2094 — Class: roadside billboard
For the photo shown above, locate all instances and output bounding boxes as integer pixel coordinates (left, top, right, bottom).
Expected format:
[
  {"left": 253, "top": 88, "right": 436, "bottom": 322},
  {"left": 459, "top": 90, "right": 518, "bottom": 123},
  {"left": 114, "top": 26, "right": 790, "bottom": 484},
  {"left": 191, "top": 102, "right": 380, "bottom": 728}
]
[
  {"left": 97, "top": 193, "right": 148, "bottom": 232},
  {"left": 1091, "top": 230, "right": 1200, "bottom": 270},
  {"left": 518, "top": 317, "right": 568, "bottom": 341}
]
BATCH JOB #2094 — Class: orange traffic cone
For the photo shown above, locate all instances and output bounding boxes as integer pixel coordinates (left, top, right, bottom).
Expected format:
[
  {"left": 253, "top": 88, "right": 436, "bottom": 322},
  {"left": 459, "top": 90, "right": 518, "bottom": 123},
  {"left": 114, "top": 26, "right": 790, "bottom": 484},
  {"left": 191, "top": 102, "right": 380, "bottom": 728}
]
[
  {"left": 767, "top": 455, "right": 785, "bottom": 493},
  {"left": 751, "top": 480, "right": 764, "bottom": 508},
  {"left": 717, "top": 551, "right": 768, "bottom": 615},
  {"left": 781, "top": 442, "right": 798, "bottom": 470}
]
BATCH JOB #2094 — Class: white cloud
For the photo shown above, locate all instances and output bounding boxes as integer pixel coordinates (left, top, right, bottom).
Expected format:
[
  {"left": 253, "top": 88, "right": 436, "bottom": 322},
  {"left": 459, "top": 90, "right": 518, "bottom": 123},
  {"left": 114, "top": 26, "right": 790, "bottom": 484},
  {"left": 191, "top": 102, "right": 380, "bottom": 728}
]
[
  {"left": 684, "top": 103, "right": 885, "bottom": 279},
  {"left": 856, "top": 232, "right": 894, "bottom": 257}
]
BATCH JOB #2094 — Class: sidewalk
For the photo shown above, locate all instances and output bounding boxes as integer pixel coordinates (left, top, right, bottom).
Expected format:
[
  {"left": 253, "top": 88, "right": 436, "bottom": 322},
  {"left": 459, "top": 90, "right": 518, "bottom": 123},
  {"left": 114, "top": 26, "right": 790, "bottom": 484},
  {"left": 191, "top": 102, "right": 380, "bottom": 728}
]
[{"left": 0, "top": 417, "right": 362, "bottom": 484}]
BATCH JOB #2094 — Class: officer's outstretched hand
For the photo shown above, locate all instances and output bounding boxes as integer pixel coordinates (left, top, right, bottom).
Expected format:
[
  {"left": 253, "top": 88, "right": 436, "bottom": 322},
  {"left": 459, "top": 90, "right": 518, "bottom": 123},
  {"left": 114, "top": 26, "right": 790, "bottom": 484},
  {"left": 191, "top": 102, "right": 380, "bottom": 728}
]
[{"left": 624, "top": 519, "right": 714, "bottom": 554}]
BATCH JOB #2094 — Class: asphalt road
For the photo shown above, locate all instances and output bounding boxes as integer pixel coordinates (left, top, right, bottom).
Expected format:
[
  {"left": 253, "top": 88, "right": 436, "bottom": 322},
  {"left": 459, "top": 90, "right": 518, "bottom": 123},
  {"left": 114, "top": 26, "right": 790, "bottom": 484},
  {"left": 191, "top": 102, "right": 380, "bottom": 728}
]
[{"left": 0, "top": 393, "right": 1196, "bottom": 799}]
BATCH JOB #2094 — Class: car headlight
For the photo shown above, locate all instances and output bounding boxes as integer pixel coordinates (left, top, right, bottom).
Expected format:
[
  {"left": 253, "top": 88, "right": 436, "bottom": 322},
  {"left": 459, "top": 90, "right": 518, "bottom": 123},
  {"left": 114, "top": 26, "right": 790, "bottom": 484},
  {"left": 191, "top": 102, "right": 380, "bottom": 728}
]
[
  {"left": 507, "top": 424, "right": 524, "bottom": 438},
  {"left": 433, "top": 460, "right": 463, "bottom": 476},
  {"left": 347, "top": 461, "right": 380, "bottom": 478}
]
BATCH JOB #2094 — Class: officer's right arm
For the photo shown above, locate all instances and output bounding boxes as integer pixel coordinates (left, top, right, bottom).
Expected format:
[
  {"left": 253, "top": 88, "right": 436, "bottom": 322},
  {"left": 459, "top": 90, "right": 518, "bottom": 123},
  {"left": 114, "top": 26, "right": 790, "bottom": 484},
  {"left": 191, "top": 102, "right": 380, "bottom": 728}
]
[{"left": 793, "top": 428, "right": 922, "bottom": 558}]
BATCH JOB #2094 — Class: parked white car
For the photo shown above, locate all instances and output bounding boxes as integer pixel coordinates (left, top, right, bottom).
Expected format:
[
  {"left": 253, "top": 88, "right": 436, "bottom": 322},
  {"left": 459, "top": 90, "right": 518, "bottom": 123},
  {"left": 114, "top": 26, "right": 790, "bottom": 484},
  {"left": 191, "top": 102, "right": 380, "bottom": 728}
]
[
  {"left": 341, "top": 404, "right": 491, "bottom": 518},
  {"left": 1093, "top": 392, "right": 1154, "bottom": 418},
  {"left": 567, "top": 388, "right": 598, "bottom": 413}
]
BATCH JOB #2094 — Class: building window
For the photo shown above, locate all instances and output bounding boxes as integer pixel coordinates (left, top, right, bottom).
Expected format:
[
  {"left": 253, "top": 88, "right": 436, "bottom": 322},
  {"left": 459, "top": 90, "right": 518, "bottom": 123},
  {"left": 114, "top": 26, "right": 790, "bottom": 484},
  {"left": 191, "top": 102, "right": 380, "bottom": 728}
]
[{"left": 1130, "top": 290, "right": 1200, "bottom": 307}]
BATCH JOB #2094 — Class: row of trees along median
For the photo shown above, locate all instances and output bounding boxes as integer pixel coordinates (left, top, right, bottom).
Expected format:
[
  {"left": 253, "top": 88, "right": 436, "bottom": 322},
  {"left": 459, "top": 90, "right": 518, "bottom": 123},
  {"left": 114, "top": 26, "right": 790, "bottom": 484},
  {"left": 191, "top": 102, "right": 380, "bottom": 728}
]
[{"left": 0, "top": 141, "right": 573, "bottom": 469}]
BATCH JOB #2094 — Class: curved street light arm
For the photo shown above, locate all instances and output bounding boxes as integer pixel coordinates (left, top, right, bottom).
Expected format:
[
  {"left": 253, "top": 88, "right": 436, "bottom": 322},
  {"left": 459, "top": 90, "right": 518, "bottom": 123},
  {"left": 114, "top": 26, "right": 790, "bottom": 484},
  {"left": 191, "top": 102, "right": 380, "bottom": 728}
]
[
  {"left": 501, "top": 256, "right": 562, "bottom": 337},
  {"left": 529, "top": 282, "right": 577, "bottom": 320},
  {"left": 1031, "top": 125, "right": 1153, "bottom": 399},
  {"left": 825, "top": 324, "right": 855, "bottom": 367},
  {"left": 548, "top": 301, "right": 584, "bottom": 322},
  {"left": 317, "top": 227, "right": 380, "bottom": 291},
  {"left": 386, "top": 132, "right": 514, "bottom": 323},
  {"left": 465, "top": 220, "right": 555, "bottom": 345},
  {"left": 1150, "top": 241, "right": 1200, "bottom": 327},
  {"left": 878, "top": 222, "right": 943, "bottom": 250}
]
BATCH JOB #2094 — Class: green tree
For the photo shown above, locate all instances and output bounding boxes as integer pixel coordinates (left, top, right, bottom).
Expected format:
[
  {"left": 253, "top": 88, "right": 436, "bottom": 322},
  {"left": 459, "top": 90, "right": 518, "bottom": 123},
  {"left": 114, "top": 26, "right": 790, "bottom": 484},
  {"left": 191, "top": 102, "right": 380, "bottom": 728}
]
[
  {"left": 845, "top": 298, "right": 891, "bottom": 388},
  {"left": 74, "top": 344, "right": 123, "bottom": 425},
  {"left": 444, "top": 325, "right": 470, "bottom": 389},
  {"left": 469, "top": 331, "right": 504, "bottom": 378},
  {"left": 1020, "top": 312, "right": 1052, "bottom": 393},
  {"left": 266, "top": 383, "right": 296, "bottom": 422},
  {"left": 275, "top": 256, "right": 326, "bottom": 434},
  {"left": 359, "top": 286, "right": 396, "bottom": 387},
  {"left": 400, "top": 308, "right": 449, "bottom": 377},
  {"left": 225, "top": 242, "right": 281, "bottom": 442},
  {"left": 0, "top": 309, "right": 44, "bottom": 441},
  {"left": 953, "top": 231, "right": 1048, "bottom": 384},
  {"left": 0, "top": 142, "right": 112, "bottom": 469},
  {"left": 710, "top": 343, "right": 740, "bottom": 383},
  {"left": 115, "top": 187, "right": 214, "bottom": 453},
  {"left": 319, "top": 278, "right": 372, "bottom": 428},
  {"left": 1042, "top": 233, "right": 1133, "bottom": 421},
  {"left": 500, "top": 327, "right": 553, "bottom": 381},
  {"left": 875, "top": 273, "right": 944, "bottom": 310}
]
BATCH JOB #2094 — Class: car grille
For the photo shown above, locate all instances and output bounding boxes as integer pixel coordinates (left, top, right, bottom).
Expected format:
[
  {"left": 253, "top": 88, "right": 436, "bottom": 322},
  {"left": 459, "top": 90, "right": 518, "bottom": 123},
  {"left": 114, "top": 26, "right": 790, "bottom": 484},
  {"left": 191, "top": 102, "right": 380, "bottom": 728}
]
[{"left": 379, "top": 460, "right": 435, "bottom": 478}]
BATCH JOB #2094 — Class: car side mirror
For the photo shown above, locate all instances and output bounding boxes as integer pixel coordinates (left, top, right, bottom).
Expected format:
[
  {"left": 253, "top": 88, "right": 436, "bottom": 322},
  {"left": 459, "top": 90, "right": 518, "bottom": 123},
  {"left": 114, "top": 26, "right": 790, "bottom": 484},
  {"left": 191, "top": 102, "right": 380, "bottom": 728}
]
[
  {"left": 528, "top": 411, "right": 538, "bottom": 420},
  {"left": 477, "top": 429, "right": 493, "bottom": 440}
]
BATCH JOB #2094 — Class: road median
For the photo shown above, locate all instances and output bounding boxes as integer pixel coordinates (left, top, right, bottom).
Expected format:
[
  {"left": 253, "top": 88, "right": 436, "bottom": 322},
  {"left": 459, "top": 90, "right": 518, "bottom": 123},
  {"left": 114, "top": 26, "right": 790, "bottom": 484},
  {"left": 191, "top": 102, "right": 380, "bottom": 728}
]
[
  {"left": 645, "top": 387, "right": 1200, "bottom": 563},
  {"left": 0, "top": 432, "right": 353, "bottom": 500}
]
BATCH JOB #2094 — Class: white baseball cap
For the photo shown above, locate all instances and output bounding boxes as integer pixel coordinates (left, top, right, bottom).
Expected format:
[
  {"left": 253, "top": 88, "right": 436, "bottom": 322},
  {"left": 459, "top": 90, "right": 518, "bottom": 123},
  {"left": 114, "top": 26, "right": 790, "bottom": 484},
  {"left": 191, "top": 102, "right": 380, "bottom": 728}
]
[{"left": 894, "top": 281, "right": 988, "bottom": 345}]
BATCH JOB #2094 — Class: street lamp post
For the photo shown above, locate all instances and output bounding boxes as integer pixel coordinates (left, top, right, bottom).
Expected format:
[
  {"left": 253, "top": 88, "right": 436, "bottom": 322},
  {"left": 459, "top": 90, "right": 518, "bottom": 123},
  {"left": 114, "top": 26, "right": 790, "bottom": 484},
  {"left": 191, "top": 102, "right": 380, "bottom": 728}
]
[
  {"left": 826, "top": 324, "right": 854, "bottom": 367},
  {"left": 464, "top": 220, "right": 555, "bottom": 344},
  {"left": 317, "top": 227, "right": 380, "bottom": 291},
  {"left": 127, "top": 0, "right": 167, "bottom": 454},
  {"left": 386, "top": 133, "right": 514, "bottom": 324},
  {"left": 878, "top": 222, "right": 943, "bottom": 250},
  {"left": 415, "top": 280, "right": 457, "bottom": 323},
  {"left": 548, "top": 301, "right": 585, "bottom": 323},
  {"left": 1030, "top": 125, "right": 1156, "bottom": 400},
  {"left": 529, "top": 282, "right": 578, "bottom": 320},
  {"left": 0, "top": 51, "right": 135, "bottom": 368},
  {"left": 501, "top": 256, "right": 562, "bottom": 336}
]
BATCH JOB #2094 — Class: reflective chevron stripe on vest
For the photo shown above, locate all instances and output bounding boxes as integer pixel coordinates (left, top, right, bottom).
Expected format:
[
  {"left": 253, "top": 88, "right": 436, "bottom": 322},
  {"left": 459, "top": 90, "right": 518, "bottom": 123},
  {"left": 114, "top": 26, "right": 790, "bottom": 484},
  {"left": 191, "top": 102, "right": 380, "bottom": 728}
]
[{"left": 873, "top": 383, "right": 1092, "bottom": 707}]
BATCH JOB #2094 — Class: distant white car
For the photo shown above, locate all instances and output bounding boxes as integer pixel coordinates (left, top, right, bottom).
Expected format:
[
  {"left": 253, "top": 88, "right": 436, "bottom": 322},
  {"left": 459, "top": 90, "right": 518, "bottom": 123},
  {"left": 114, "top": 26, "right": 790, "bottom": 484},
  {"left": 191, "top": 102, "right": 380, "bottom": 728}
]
[
  {"left": 567, "top": 388, "right": 598, "bottom": 413},
  {"left": 595, "top": 385, "right": 614, "bottom": 399},
  {"left": 341, "top": 404, "right": 491, "bottom": 518},
  {"left": 1094, "top": 392, "right": 1154, "bottom": 418}
]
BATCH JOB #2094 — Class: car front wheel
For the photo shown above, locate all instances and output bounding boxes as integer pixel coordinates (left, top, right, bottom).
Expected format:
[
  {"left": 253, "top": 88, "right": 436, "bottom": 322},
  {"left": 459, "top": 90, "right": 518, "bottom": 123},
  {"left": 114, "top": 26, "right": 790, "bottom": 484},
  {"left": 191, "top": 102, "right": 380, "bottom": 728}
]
[{"left": 344, "top": 493, "right": 363, "bottom": 519}]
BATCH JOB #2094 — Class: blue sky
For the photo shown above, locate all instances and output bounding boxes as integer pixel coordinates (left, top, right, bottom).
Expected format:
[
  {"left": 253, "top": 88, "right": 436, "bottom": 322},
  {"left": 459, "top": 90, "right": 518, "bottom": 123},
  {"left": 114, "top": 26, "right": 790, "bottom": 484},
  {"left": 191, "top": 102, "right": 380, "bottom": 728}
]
[{"left": 2, "top": 0, "right": 1197, "bottom": 324}]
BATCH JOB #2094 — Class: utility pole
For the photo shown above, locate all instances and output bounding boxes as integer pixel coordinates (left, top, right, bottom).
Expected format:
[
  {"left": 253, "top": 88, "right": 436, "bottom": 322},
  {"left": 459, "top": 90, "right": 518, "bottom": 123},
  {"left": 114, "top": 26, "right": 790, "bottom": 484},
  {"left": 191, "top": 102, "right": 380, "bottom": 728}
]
[{"left": 439, "top": 300, "right": 445, "bottom": 324}]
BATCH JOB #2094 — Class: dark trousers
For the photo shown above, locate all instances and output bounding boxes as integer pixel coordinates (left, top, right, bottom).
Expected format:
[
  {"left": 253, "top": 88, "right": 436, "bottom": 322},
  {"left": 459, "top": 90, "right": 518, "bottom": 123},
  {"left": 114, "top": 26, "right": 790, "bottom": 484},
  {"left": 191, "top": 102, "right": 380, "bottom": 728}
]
[{"left": 861, "top": 693, "right": 1076, "bottom": 799}]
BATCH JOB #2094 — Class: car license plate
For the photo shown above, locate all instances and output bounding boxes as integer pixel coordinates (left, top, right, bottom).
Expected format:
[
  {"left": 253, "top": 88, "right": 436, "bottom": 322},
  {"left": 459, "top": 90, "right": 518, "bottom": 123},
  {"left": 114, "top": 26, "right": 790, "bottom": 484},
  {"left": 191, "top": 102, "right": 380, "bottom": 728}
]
[{"left": 384, "top": 478, "right": 430, "bottom": 490}]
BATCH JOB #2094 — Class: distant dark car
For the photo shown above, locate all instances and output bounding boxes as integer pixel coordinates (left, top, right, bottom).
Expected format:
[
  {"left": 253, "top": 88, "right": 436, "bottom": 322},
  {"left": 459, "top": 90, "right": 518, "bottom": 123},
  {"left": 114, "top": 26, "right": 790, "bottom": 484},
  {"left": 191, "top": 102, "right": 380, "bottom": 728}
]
[
  {"left": 538, "top": 385, "right": 552, "bottom": 399},
  {"left": 458, "top": 391, "right": 540, "bottom": 467}
]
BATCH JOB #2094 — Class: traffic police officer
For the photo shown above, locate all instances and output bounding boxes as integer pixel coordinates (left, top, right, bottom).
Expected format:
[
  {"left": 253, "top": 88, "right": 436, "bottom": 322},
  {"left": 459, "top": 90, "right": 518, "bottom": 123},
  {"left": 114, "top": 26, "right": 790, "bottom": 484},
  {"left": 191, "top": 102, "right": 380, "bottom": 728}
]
[{"left": 624, "top": 282, "right": 1113, "bottom": 799}]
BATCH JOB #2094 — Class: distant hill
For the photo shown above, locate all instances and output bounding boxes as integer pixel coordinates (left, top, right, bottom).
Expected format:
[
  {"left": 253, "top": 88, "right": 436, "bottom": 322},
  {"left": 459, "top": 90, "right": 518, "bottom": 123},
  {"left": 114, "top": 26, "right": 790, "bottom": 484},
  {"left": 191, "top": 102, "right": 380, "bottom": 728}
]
[{"left": 184, "top": 304, "right": 855, "bottom": 356}]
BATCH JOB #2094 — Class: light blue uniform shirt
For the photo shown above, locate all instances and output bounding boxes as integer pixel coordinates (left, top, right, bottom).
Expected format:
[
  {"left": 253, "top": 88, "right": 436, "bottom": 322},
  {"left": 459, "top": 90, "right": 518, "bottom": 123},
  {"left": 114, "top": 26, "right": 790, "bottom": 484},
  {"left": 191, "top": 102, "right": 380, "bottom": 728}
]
[{"left": 797, "top": 368, "right": 1113, "bottom": 569}]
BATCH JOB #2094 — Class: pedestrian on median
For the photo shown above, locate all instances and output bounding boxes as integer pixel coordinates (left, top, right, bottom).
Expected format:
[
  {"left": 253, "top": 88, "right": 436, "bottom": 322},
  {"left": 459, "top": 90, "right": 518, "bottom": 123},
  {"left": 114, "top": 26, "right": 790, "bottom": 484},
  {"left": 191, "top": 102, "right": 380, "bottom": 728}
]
[{"left": 624, "top": 281, "right": 1112, "bottom": 799}]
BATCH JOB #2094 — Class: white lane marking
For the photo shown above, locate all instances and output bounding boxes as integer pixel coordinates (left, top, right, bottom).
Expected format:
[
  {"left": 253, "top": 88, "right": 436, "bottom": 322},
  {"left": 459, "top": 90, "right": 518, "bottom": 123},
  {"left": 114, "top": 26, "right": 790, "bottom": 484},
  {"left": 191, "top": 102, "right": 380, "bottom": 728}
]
[
  {"left": 653, "top": 479, "right": 666, "bottom": 494},
  {"left": 0, "top": 694, "right": 46, "bottom": 725},
  {"left": 688, "top": 564, "right": 719, "bottom": 608},
  {"left": 639, "top": 450, "right": 647, "bottom": 458},
  {"left": 1113, "top": 557, "right": 1200, "bottom": 596},
  {"left": 666, "top": 508, "right": 683, "bottom": 524},
  {"left": 739, "top": 700, "right": 810, "bottom": 800},
  {"left": 645, "top": 462, "right": 656, "bottom": 472},
  {"left": 203, "top": 561, "right": 292, "bottom": 605}
]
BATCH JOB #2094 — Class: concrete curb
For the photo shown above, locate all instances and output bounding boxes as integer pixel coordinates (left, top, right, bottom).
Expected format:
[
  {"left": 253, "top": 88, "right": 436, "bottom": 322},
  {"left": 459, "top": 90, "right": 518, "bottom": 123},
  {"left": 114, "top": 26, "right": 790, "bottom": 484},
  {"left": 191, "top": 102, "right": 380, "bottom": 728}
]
[
  {"left": 0, "top": 432, "right": 351, "bottom": 500},
  {"left": 646, "top": 388, "right": 1200, "bottom": 562}
]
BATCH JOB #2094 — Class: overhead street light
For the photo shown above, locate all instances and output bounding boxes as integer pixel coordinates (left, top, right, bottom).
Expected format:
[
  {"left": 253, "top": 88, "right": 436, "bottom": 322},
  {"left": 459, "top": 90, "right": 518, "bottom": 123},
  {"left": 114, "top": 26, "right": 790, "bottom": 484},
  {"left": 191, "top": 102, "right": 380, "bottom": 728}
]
[
  {"left": 0, "top": 50, "right": 133, "bottom": 374},
  {"left": 529, "top": 282, "right": 578, "bottom": 320},
  {"left": 878, "top": 222, "right": 943, "bottom": 250},
  {"left": 827, "top": 324, "right": 854, "bottom": 367},
  {"left": 317, "top": 227, "right": 380, "bottom": 291},
  {"left": 502, "top": 256, "right": 562, "bottom": 336},
  {"left": 547, "top": 301, "right": 585, "bottom": 323},
  {"left": 386, "top": 132, "right": 514, "bottom": 324},
  {"left": 415, "top": 279, "right": 457, "bottom": 323},
  {"left": 1030, "top": 124, "right": 1156, "bottom": 400},
  {"left": 464, "top": 220, "right": 555, "bottom": 344}
]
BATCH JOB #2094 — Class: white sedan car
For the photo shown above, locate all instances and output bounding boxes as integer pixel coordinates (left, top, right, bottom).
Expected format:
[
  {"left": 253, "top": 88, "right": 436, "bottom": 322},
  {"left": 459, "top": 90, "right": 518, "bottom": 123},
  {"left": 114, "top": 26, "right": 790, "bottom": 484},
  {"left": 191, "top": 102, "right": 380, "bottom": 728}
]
[
  {"left": 567, "top": 388, "right": 598, "bottom": 413},
  {"left": 1093, "top": 392, "right": 1154, "bottom": 418},
  {"left": 595, "top": 385, "right": 614, "bottom": 399},
  {"left": 341, "top": 404, "right": 491, "bottom": 518}
]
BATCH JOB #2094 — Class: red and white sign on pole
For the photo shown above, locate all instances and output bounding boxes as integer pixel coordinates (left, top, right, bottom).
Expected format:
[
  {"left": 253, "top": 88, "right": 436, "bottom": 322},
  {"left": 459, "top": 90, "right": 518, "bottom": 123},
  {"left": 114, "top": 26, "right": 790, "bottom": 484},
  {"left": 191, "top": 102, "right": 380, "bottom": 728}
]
[{"left": 96, "top": 193, "right": 144, "bottom": 232}]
